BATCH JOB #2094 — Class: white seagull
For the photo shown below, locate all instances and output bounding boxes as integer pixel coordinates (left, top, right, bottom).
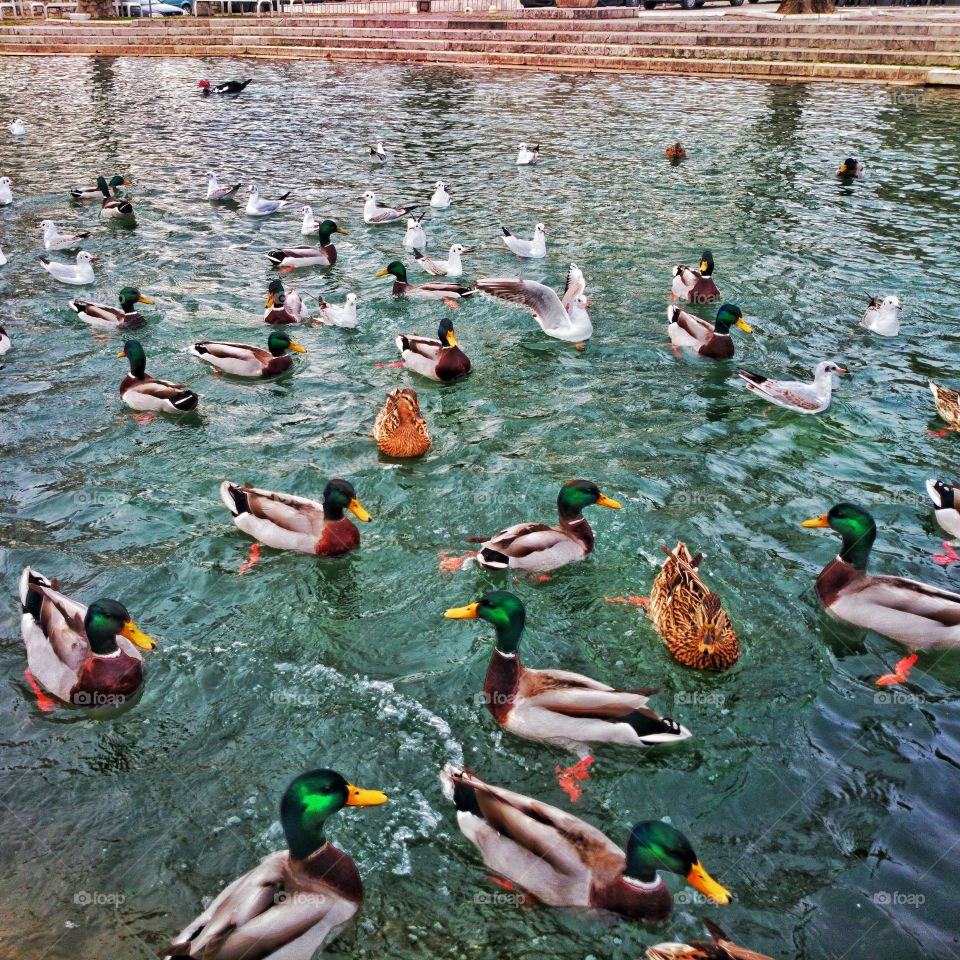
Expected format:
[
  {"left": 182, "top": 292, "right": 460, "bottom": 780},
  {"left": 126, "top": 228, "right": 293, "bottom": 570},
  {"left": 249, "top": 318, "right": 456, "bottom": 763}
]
[
  {"left": 413, "top": 243, "right": 472, "bottom": 278},
  {"left": 861, "top": 295, "right": 902, "bottom": 337},
  {"left": 316, "top": 293, "right": 359, "bottom": 329},
  {"left": 737, "top": 360, "right": 846, "bottom": 414},
  {"left": 245, "top": 183, "right": 291, "bottom": 216},
  {"left": 404, "top": 215, "right": 427, "bottom": 250},
  {"left": 299, "top": 205, "right": 319, "bottom": 235},
  {"left": 205, "top": 171, "right": 240, "bottom": 201},
  {"left": 359, "top": 190, "right": 417, "bottom": 225},
  {"left": 40, "top": 250, "right": 97, "bottom": 286},
  {"left": 430, "top": 180, "right": 451, "bottom": 208},
  {"left": 476, "top": 265, "right": 592, "bottom": 343},
  {"left": 40, "top": 220, "right": 91, "bottom": 252},
  {"left": 0, "top": 176, "right": 13, "bottom": 205},
  {"left": 0, "top": 326, "right": 10, "bottom": 355},
  {"left": 370, "top": 140, "right": 387, "bottom": 162},
  {"left": 516, "top": 142, "right": 540, "bottom": 166},
  {"left": 501, "top": 223, "right": 546, "bottom": 259},
  {"left": 0, "top": 247, "right": 7, "bottom": 266},
  {"left": 10, "top": 119, "right": 26, "bottom": 137}
]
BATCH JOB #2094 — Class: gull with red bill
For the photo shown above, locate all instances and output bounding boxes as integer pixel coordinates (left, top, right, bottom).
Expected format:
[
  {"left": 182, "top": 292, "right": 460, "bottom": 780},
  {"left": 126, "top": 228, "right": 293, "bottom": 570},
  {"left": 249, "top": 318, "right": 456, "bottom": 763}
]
[
  {"left": 737, "top": 360, "right": 846, "bottom": 414},
  {"left": 39, "top": 250, "right": 96, "bottom": 285}
]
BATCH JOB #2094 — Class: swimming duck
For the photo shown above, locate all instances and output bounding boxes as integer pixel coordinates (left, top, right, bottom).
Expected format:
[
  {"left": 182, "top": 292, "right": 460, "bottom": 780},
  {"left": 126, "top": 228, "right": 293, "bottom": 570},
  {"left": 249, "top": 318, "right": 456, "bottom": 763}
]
[
  {"left": 18, "top": 566, "right": 156, "bottom": 707},
  {"left": 360, "top": 190, "right": 417, "bottom": 225},
  {"left": 246, "top": 183, "right": 291, "bottom": 217},
  {"left": 205, "top": 171, "right": 240, "bottom": 201},
  {"left": 317, "top": 293, "right": 359, "bottom": 329},
  {"left": 837, "top": 157, "right": 865, "bottom": 178},
  {"left": 929, "top": 380, "right": 960, "bottom": 427},
  {"left": 40, "top": 250, "right": 96, "bottom": 286},
  {"left": 264, "top": 279, "right": 309, "bottom": 324},
  {"left": 414, "top": 244, "right": 472, "bottom": 278},
  {"left": 396, "top": 317, "right": 471, "bottom": 381},
  {"left": 672, "top": 251, "right": 720, "bottom": 303},
  {"left": 163, "top": 769, "right": 387, "bottom": 960},
  {"left": 190, "top": 331, "right": 305, "bottom": 378},
  {"left": 299, "top": 204, "right": 319, "bottom": 235},
  {"left": 370, "top": 140, "right": 387, "bottom": 162},
  {"left": 118, "top": 340, "right": 198, "bottom": 413},
  {"left": 69, "top": 287, "right": 154, "bottom": 331},
  {"left": 376, "top": 261, "right": 474, "bottom": 301},
  {"left": 476, "top": 268, "right": 591, "bottom": 343},
  {"left": 647, "top": 920, "right": 776, "bottom": 960},
  {"left": 927, "top": 480, "right": 960, "bottom": 540},
  {"left": 445, "top": 591, "right": 690, "bottom": 754},
  {"left": 463, "top": 479, "right": 621, "bottom": 572},
  {"left": 40, "top": 219, "right": 90, "bottom": 252},
  {"left": 220, "top": 478, "right": 371, "bottom": 556},
  {"left": 0, "top": 325, "right": 10, "bottom": 355},
  {"left": 404, "top": 215, "right": 428, "bottom": 250},
  {"left": 0, "top": 176, "right": 13, "bottom": 205},
  {"left": 10, "top": 118, "right": 26, "bottom": 136},
  {"left": 515, "top": 142, "right": 540, "bottom": 165},
  {"left": 737, "top": 360, "right": 845, "bottom": 414},
  {"left": 668, "top": 304, "right": 750, "bottom": 360},
  {"left": 267, "top": 220, "right": 347, "bottom": 271},
  {"left": 198, "top": 78, "right": 252, "bottom": 94},
  {"left": 430, "top": 180, "right": 451, "bottom": 208},
  {"left": 372, "top": 388, "right": 430, "bottom": 458},
  {"left": 861, "top": 295, "right": 901, "bottom": 337},
  {"left": 801, "top": 503, "right": 960, "bottom": 651},
  {"left": 501, "top": 223, "right": 546, "bottom": 259},
  {"left": 648, "top": 543, "right": 739, "bottom": 672},
  {"left": 441, "top": 766, "right": 731, "bottom": 922},
  {"left": 664, "top": 142, "right": 686, "bottom": 160},
  {"left": 98, "top": 175, "right": 134, "bottom": 219},
  {"left": 71, "top": 174, "right": 129, "bottom": 201}
]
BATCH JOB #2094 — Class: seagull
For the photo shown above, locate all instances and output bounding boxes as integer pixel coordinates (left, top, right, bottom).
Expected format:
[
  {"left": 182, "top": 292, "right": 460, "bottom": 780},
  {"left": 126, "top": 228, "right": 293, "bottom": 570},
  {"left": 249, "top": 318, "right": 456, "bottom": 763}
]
[
  {"left": 198, "top": 78, "right": 252, "bottom": 95},
  {"left": 737, "top": 360, "right": 846, "bottom": 414},
  {"left": 359, "top": 190, "right": 417, "bottom": 225},
  {"left": 501, "top": 223, "right": 546, "bottom": 259},
  {"left": 516, "top": 142, "right": 540, "bottom": 166},
  {"left": 413, "top": 244, "right": 472, "bottom": 278},
  {"left": 299, "top": 205, "right": 319, "bottom": 235},
  {"left": 205, "top": 171, "right": 240, "bottom": 201},
  {"left": 0, "top": 325, "right": 9, "bottom": 355},
  {"left": 0, "top": 247, "right": 6, "bottom": 266},
  {"left": 10, "top": 119, "right": 26, "bottom": 136},
  {"left": 861, "top": 295, "right": 901, "bottom": 337},
  {"left": 476, "top": 266, "right": 592, "bottom": 343},
  {"left": 404, "top": 215, "right": 427, "bottom": 249},
  {"left": 430, "top": 180, "right": 451, "bottom": 208},
  {"left": 40, "top": 250, "right": 96, "bottom": 286},
  {"left": 316, "top": 293, "right": 359, "bottom": 328},
  {"left": 40, "top": 220, "right": 91, "bottom": 252},
  {"left": 246, "top": 184, "right": 291, "bottom": 216},
  {"left": 370, "top": 140, "right": 387, "bottom": 162},
  {"left": 0, "top": 176, "right": 13, "bottom": 206}
]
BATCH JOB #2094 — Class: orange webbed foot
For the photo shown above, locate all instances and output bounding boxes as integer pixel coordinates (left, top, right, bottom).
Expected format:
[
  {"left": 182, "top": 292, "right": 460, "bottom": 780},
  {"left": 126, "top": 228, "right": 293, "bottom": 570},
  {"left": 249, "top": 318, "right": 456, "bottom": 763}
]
[
  {"left": 876, "top": 653, "right": 919, "bottom": 687},
  {"left": 556, "top": 756, "right": 594, "bottom": 802},
  {"left": 238, "top": 543, "right": 261, "bottom": 574}
]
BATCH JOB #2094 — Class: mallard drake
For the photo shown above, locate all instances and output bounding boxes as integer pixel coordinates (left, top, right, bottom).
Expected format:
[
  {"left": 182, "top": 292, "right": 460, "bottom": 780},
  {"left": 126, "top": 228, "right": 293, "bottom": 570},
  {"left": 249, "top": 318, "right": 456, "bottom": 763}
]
[
  {"left": 220, "top": 479, "right": 371, "bottom": 556},
  {"left": 463, "top": 479, "right": 621, "bottom": 573},
  {"left": 927, "top": 479, "right": 960, "bottom": 539},
  {"left": 18, "top": 566, "right": 156, "bottom": 707},
  {"left": 190, "top": 331, "right": 305, "bottom": 378},
  {"left": 0, "top": 325, "right": 10, "bottom": 356},
  {"left": 672, "top": 251, "right": 720, "bottom": 303},
  {"left": 267, "top": 220, "right": 347, "bottom": 271},
  {"left": 441, "top": 766, "right": 730, "bottom": 921},
  {"left": 445, "top": 591, "right": 690, "bottom": 754},
  {"left": 737, "top": 360, "right": 845, "bottom": 415},
  {"left": 205, "top": 171, "right": 240, "bottom": 201},
  {"left": 929, "top": 380, "right": 960, "bottom": 427},
  {"left": 414, "top": 244, "right": 471, "bottom": 278},
  {"left": 376, "top": 261, "right": 474, "bottom": 301},
  {"left": 802, "top": 503, "right": 960, "bottom": 652},
  {"left": 40, "top": 219, "right": 90, "bottom": 252},
  {"left": 246, "top": 183, "right": 291, "bottom": 217},
  {"left": 861, "top": 295, "right": 901, "bottom": 337},
  {"left": 360, "top": 190, "right": 417, "bottom": 224},
  {"left": 198, "top": 78, "right": 252, "bottom": 94},
  {"left": 118, "top": 340, "right": 198, "bottom": 413},
  {"left": 71, "top": 174, "right": 129, "bottom": 201},
  {"left": 372, "top": 388, "right": 430, "bottom": 458},
  {"left": 396, "top": 317, "right": 471, "bottom": 381},
  {"left": 69, "top": 287, "right": 154, "bottom": 331},
  {"left": 501, "top": 223, "right": 546, "bottom": 259},
  {"left": 98, "top": 175, "right": 133, "bottom": 219},
  {"left": 647, "top": 919, "right": 776, "bottom": 960},
  {"left": 837, "top": 157, "right": 865, "bottom": 178},
  {"left": 164, "top": 769, "right": 387, "bottom": 960},
  {"left": 317, "top": 293, "right": 359, "bottom": 329},
  {"left": 476, "top": 266, "right": 591, "bottom": 343},
  {"left": 516, "top": 142, "right": 539, "bottom": 165},
  {"left": 668, "top": 304, "right": 750, "bottom": 360},
  {"left": 264, "top": 279, "right": 309, "bottom": 324},
  {"left": 664, "top": 142, "right": 686, "bottom": 160},
  {"left": 648, "top": 543, "right": 739, "bottom": 672},
  {"left": 40, "top": 250, "right": 96, "bottom": 286}
]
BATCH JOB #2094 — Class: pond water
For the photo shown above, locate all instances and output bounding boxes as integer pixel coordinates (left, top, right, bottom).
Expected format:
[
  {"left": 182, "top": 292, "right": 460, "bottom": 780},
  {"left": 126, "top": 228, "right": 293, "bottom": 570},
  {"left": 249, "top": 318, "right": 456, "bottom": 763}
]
[{"left": 1, "top": 55, "right": 959, "bottom": 960}]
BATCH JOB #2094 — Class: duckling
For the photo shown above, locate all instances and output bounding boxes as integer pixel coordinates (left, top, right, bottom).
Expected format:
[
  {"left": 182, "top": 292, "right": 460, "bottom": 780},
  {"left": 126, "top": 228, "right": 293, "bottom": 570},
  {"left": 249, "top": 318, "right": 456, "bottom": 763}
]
[{"left": 372, "top": 388, "right": 430, "bottom": 458}]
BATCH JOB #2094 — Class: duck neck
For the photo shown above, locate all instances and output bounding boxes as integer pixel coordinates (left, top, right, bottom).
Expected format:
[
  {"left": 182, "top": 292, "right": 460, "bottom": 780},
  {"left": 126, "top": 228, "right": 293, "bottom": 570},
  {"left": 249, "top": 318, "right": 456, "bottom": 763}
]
[{"left": 839, "top": 523, "right": 875, "bottom": 571}]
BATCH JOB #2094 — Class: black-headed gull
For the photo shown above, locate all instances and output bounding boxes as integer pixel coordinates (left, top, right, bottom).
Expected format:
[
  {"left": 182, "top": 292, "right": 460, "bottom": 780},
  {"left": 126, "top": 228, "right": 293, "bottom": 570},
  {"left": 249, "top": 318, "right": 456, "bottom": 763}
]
[
  {"left": 501, "top": 223, "right": 546, "bottom": 259},
  {"left": 40, "top": 250, "right": 97, "bottom": 286}
]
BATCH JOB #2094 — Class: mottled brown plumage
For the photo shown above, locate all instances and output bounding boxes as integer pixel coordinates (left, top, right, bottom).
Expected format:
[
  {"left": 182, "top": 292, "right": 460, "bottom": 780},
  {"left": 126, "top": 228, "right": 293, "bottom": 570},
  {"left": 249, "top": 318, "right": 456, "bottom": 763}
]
[
  {"left": 930, "top": 380, "right": 960, "bottom": 427},
  {"left": 371, "top": 388, "right": 431, "bottom": 458},
  {"left": 648, "top": 543, "right": 739, "bottom": 672}
]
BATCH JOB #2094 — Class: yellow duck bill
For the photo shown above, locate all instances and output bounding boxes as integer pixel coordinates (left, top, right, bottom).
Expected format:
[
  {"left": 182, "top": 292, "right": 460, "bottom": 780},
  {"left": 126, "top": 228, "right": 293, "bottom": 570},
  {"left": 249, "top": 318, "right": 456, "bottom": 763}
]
[
  {"left": 444, "top": 602, "right": 479, "bottom": 619},
  {"left": 345, "top": 783, "right": 389, "bottom": 806},
  {"left": 348, "top": 498, "right": 372, "bottom": 522},
  {"left": 120, "top": 619, "right": 157, "bottom": 651}
]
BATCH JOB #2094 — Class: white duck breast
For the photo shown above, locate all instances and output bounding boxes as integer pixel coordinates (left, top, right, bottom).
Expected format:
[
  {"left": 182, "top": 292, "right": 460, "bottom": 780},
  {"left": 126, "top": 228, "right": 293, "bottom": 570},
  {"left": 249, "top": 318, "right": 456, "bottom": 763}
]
[
  {"left": 317, "top": 293, "right": 358, "bottom": 328},
  {"left": 414, "top": 244, "right": 469, "bottom": 278},
  {"left": 430, "top": 181, "right": 451, "bottom": 208},
  {"left": 205, "top": 172, "right": 240, "bottom": 201},
  {"left": 861, "top": 295, "right": 901, "bottom": 336},
  {"left": 40, "top": 251, "right": 96, "bottom": 286},
  {"left": 476, "top": 271, "right": 592, "bottom": 343},
  {"left": 501, "top": 223, "right": 546, "bottom": 259},
  {"left": 927, "top": 479, "right": 960, "bottom": 539},
  {"left": 404, "top": 217, "right": 427, "bottom": 249},
  {"left": 361, "top": 191, "right": 417, "bottom": 224},
  {"left": 737, "top": 360, "right": 845, "bottom": 414},
  {"left": 41, "top": 220, "right": 91, "bottom": 252},
  {"left": 246, "top": 184, "right": 291, "bottom": 216},
  {"left": 0, "top": 177, "right": 13, "bottom": 205},
  {"left": 0, "top": 326, "right": 10, "bottom": 355}
]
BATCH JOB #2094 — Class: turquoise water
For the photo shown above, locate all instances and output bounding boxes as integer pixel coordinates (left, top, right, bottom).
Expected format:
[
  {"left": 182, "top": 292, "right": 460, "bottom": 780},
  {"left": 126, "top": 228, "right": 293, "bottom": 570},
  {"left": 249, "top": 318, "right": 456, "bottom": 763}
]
[{"left": 1, "top": 55, "right": 960, "bottom": 960}]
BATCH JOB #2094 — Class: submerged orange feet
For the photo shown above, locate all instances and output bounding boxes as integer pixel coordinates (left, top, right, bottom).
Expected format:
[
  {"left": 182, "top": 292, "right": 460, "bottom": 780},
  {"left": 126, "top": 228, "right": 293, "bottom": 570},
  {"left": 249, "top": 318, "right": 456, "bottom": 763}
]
[
  {"left": 605, "top": 595, "right": 649, "bottom": 606},
  {"left": 876, "top": 653, "right": 919, "bottom": 687},
  {"left": 24, "top": 669, "right": 56, "bottom": 713},
  {"left": 932, "top": 541, "right": 959, "bottom": 566},
  {"left": 439, "top": 550, "right": 475, "bottom": 573},
  {"left": 238, "top": 543, "right": 260, "bottom": 575},
  {"left": 556, "top": 756, "right": 593, "bottom": 802}
]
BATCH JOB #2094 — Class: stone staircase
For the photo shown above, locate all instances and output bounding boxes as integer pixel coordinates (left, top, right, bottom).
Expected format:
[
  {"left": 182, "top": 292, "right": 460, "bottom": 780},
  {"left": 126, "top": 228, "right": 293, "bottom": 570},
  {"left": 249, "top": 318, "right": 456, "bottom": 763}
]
[{"left": 1, "top": 8, "right": 959, "bottom": 82}]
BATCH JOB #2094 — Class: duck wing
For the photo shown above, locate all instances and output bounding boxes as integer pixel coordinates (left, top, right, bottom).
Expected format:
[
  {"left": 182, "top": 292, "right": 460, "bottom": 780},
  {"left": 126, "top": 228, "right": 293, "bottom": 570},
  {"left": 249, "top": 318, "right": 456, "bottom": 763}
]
[
  {"left": 476, "top": 279, "right": 567, "bottom": 332},
  {"left": 221, "top": 483, "right": 324, "bottom": 536},
  {"left": 69, "top": 300, "right": 124, "bottom": 326},
  {"left": 396, "top": 334, "right": 441, "bottom": 362}
]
